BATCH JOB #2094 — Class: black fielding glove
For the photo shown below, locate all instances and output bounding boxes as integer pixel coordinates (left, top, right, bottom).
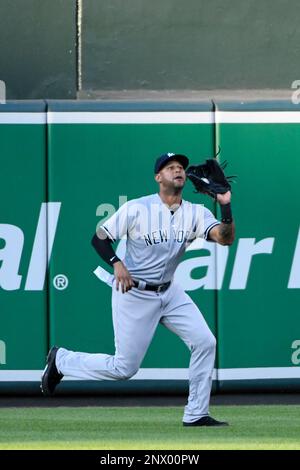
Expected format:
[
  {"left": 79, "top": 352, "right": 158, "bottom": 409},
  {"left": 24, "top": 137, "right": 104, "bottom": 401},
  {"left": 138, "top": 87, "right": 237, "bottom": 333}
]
[{"left": 186, "top": 154, "right": 236, "bottom": 200}]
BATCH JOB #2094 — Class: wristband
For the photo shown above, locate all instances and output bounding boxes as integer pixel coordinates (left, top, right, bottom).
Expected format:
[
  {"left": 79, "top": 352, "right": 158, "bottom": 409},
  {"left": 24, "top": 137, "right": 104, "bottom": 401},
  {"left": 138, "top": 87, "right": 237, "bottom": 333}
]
[{"left": 220, "top": 203, "right": 233, "bottom": 224}]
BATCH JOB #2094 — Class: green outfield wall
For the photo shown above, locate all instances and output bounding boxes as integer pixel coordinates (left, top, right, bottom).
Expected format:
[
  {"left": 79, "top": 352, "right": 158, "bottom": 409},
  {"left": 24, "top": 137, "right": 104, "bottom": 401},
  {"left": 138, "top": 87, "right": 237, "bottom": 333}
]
[
  {"left": 214, "top": 101, "right": 300, "bottom": 390},
  {"left": 0, "top": 100, "right": 300, "bottom": 394},
  {"left": 0, "top": 102, "right": 48, "bottom": 381}
]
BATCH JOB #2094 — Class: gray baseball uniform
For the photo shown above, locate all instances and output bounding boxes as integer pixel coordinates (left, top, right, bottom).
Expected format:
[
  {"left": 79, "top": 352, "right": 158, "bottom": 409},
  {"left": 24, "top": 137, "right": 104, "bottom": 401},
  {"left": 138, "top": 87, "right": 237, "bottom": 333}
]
[{"left": 56, "top": 193, "right": 220, "bottom": 423}]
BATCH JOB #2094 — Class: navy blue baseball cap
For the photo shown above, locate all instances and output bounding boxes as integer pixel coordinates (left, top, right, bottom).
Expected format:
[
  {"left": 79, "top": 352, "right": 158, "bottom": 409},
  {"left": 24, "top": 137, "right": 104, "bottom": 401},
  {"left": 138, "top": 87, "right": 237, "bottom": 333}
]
[{"left": 154, "top": 153, "right": 189, "bottom": 174}]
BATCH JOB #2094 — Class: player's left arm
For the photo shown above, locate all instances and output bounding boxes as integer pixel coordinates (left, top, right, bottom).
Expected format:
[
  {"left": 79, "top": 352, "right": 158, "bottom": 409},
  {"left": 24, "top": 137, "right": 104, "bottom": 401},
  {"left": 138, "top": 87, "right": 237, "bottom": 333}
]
[{"left": 208, "top": 191, "right": 235, "bottom": 246}]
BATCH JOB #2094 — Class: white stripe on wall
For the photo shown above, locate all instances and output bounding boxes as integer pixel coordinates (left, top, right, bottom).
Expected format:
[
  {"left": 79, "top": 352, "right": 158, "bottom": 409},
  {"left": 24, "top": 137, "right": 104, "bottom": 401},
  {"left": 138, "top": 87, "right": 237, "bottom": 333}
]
[
  {"left": 1, "top": 111, "right": 300, "bottom": 125},
  {"left": 0, "top": 113, "right": 46, "bottom": 124},
  {"left": 0, "top": 367, "right": 300, "bottom": 382},
  {"left": 47, "top": 112, "right": 214, "bottom": 124},
  {"left": 216, "top": 111, "right": 300, "bottom": 123},
  {"left": 218, "top": 367, "right": 300, "bottom": 380},
  {"left": 133, "top": 368, "right": 191, "bottom": 380}
]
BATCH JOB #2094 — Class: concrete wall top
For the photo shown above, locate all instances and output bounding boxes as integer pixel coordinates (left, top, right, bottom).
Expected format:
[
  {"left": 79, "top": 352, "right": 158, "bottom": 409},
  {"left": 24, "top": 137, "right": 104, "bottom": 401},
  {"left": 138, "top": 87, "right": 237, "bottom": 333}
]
[
  {"left": 0, "top": 101, "right": 46, "bottom": 112},
  {"left": 46, "top": 100, "right": 213, "bottom": 112},
  {"left": 215, "top": 100, "right": 300, "bottom": 111}
]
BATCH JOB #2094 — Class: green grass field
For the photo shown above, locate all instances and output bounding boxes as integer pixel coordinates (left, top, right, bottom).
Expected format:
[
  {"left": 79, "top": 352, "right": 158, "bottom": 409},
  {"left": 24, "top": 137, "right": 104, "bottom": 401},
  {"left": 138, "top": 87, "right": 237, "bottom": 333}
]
[{"left": 0, "top": 405, "right": 299, "bottom": 450}]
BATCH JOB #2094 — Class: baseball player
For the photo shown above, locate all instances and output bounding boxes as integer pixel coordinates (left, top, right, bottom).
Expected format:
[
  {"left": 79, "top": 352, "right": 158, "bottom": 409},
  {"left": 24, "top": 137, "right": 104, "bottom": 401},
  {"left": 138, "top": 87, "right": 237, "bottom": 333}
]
[{"left": 41, "top": 152, "right": 235, "bottom": 426}]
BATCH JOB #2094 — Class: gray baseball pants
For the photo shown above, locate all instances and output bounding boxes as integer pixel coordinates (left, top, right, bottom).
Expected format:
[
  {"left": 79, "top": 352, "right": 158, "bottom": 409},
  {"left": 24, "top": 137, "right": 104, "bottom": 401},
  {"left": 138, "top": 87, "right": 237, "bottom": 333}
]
[{"left": 56, "top": 281, "right": 216, "bottom": 423}]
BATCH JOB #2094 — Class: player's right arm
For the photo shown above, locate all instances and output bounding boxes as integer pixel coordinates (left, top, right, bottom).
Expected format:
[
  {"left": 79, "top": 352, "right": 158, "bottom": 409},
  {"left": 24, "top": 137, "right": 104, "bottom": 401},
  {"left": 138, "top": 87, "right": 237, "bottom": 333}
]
[
  {"left": 92, "top": 202, "right": 135, "bottom": 293},
  {"left": 92, "top": 228, "right": 134, "bottom": 293},
  {"left": 112, "top": 259, "right": 134, "bottom": 294}
]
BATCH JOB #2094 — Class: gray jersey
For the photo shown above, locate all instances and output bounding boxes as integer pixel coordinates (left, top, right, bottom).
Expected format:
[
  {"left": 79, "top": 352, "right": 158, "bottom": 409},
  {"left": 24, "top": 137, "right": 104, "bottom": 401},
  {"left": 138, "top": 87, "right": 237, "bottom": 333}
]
[{"left": 101, "top": 193, "right": 220, "bottom": 284}]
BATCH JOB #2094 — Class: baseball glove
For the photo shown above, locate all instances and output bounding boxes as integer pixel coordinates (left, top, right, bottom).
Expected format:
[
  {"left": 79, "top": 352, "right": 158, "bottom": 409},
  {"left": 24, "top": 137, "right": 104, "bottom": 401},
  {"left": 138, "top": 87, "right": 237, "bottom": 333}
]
[{"left": 186, "top": 153, "right": 235, "bottom": 199}]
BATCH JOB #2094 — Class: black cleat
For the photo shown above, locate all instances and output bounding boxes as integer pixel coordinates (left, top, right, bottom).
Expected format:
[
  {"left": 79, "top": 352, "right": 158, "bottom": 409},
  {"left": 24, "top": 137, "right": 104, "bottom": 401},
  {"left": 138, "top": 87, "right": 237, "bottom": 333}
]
[
  {"left": 40, "top": 346, "right": 63, "bottom": 396},
  {"left": 183, "top": 416, "right": 229, "bottom": 427}
]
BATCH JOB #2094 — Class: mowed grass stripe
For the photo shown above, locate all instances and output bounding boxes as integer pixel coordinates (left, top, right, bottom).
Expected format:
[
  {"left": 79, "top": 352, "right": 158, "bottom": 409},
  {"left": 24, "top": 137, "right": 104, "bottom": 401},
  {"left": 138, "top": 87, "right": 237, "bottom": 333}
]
[{"left": 0, "top": 405, "right": 299, "bottom": 450}]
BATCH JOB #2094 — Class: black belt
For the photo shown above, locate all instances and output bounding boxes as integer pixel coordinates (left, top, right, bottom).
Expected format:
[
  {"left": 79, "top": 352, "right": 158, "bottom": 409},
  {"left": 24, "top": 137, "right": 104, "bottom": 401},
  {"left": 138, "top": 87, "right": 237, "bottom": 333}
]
[{"left": 133, "top": 280, "right": 171, "bottom": 293}]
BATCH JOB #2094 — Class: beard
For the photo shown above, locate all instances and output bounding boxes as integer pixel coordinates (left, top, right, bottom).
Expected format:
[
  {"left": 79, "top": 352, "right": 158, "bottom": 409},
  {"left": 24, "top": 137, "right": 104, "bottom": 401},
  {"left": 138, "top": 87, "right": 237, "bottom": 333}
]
[{"left": 162, "top": 179, "right": 185, "bottom": 195}]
